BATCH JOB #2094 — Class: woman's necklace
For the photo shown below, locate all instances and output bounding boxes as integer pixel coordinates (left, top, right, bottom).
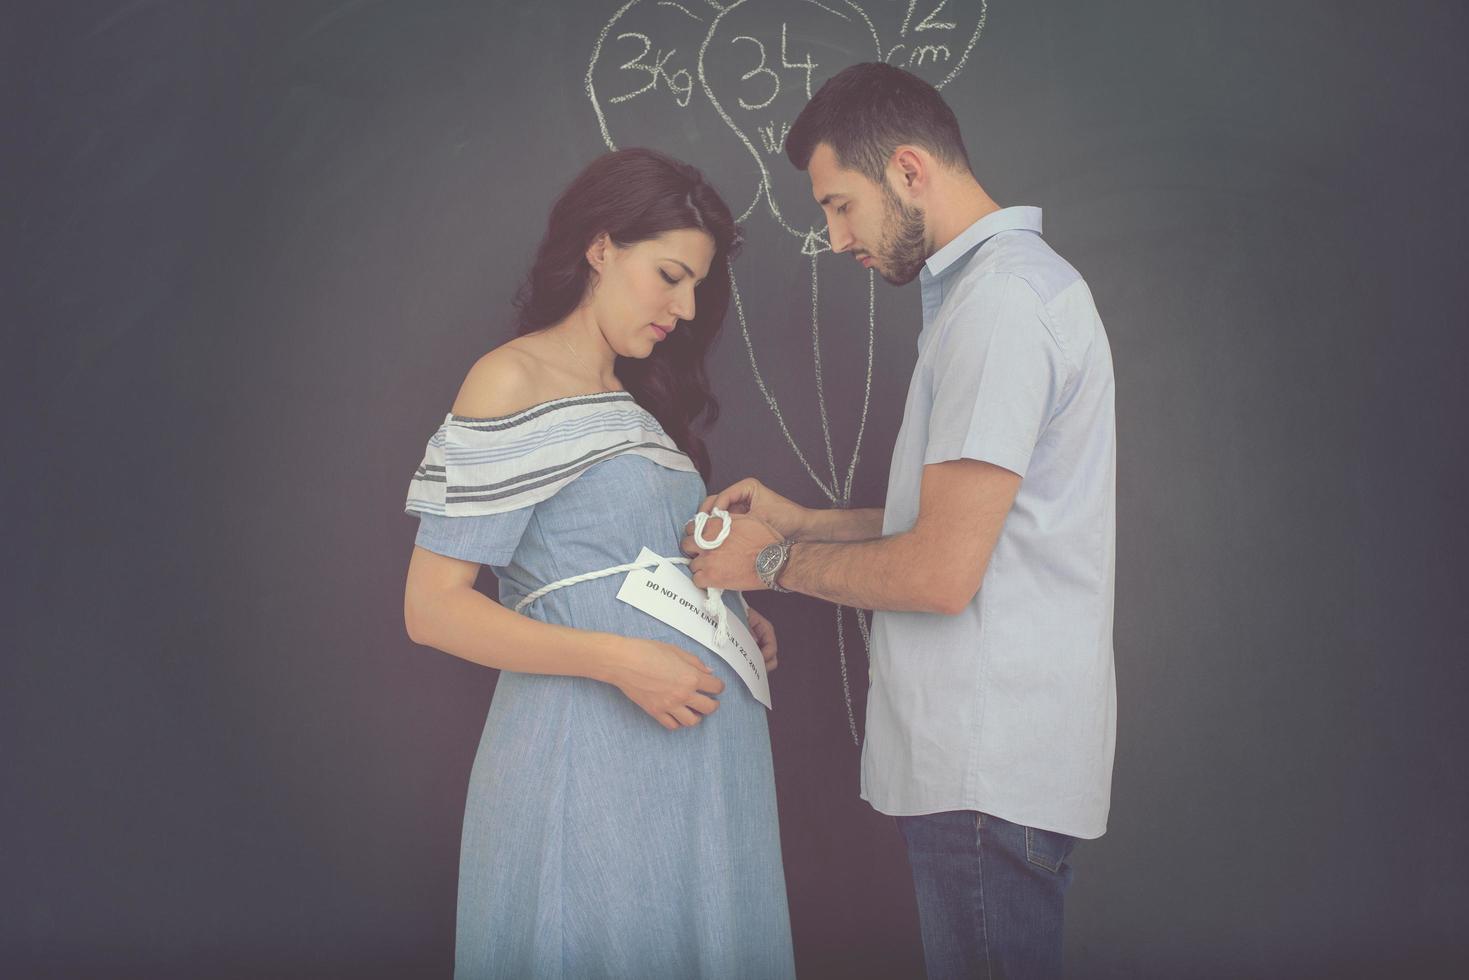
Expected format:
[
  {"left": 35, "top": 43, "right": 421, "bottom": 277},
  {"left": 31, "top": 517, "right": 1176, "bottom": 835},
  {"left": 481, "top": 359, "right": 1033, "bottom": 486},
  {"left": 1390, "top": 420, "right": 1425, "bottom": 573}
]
[{"left": 560, "top": 332, "right": 614, "bottom": 392}]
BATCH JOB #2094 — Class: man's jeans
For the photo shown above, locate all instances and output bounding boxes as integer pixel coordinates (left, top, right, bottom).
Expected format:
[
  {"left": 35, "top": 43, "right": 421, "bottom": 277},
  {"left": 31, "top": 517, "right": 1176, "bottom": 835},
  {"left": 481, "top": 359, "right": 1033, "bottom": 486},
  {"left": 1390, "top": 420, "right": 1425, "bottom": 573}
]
[{"left": 896, "top": 810, "right": 1078, "bottom": 979}]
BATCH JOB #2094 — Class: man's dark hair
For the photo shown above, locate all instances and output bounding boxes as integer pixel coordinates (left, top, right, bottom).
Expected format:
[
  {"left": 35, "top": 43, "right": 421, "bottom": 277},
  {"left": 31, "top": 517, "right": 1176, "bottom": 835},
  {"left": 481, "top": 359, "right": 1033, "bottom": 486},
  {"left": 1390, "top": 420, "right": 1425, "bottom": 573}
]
[{"left": 785, "top": 62, "right": 971, "bottom": 183}]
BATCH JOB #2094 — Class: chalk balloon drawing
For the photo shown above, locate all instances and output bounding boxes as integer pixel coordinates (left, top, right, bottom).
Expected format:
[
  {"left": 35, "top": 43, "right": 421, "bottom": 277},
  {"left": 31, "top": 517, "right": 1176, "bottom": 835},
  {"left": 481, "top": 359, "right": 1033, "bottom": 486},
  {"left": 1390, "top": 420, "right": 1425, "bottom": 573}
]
[{"left": 587, "top": 1, "right": 989, "bottom": 742}]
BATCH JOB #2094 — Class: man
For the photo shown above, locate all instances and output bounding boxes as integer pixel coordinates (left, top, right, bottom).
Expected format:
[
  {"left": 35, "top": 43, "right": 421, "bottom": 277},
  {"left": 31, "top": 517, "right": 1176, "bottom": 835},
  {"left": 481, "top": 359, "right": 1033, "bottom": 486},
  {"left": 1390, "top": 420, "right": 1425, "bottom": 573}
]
[{"left": 683, "top": 63, "right": 1116, "bottom": 978}]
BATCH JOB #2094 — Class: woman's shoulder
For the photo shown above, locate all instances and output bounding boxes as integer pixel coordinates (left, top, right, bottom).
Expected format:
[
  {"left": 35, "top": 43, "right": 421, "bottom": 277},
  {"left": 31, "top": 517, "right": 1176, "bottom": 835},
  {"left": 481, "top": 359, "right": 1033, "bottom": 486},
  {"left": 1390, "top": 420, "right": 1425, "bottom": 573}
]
[
  {"left": 407, "top": 342, "right": 694, "bottom": 520},
  {"left": 447, "top": 337, "right": 637, "bottom": 426},
  {"left": 449, "top": 342, "right": 542, "bottom": 420},
  {"left": 449, "top": 337, "right": 628, "bottom": 421}
]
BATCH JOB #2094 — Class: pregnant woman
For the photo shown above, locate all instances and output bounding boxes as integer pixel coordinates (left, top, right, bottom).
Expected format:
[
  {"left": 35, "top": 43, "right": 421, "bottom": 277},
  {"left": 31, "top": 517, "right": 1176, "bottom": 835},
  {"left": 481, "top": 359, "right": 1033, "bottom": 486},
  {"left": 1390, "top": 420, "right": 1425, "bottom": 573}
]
[{"left": 401, "top": 148, "right": 794, "bottom": 979}]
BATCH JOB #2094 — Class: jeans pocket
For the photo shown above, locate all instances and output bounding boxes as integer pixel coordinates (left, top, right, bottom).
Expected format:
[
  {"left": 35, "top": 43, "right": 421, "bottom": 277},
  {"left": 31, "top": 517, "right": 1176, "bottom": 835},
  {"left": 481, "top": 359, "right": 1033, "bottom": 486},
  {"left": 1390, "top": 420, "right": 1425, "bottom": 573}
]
[{"left": 1024, "top": 825, "right": 1077, "bottom": 873}]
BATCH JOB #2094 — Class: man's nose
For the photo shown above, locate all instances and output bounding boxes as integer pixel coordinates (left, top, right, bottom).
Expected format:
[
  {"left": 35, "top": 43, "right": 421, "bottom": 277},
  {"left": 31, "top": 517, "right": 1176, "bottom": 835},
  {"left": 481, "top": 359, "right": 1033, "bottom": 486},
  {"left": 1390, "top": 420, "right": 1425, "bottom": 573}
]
[{"left": 827, "top": 220, "right": 854, "bottom": 254}]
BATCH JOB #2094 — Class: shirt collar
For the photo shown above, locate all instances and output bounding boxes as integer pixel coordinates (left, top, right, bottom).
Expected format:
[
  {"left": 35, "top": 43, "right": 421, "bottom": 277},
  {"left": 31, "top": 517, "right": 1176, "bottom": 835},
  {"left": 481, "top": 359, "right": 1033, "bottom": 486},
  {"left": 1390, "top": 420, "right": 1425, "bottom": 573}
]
[{"left": 923, "top": 205, "right": 1044, "bottom": 280}]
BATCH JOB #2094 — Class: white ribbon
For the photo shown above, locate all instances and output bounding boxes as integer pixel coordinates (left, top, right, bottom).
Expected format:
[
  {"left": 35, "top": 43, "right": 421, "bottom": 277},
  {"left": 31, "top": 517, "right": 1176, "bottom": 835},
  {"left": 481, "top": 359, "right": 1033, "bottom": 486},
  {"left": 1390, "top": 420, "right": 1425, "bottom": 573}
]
[
  {"left": 513, "top": 508, "right": 740, "bottom": 637},
  {"left": 689, "top": 508, "right": 733, "bottom": 638}
]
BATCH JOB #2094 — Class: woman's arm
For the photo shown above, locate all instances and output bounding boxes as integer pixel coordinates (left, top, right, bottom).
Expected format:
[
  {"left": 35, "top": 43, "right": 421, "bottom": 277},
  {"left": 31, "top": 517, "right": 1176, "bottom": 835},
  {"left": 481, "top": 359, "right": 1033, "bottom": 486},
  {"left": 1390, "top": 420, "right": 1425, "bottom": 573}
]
[{"left": 403, "top": 546, "right": 725, "bottom": 730}]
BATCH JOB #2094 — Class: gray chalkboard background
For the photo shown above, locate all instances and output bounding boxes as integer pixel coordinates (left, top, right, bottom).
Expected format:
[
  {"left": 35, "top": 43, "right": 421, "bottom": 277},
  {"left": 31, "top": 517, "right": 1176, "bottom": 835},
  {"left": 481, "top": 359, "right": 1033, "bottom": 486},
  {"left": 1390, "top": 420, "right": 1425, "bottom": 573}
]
[{"left": 8, "top": 1, "right": 1468, "bottom": 977}]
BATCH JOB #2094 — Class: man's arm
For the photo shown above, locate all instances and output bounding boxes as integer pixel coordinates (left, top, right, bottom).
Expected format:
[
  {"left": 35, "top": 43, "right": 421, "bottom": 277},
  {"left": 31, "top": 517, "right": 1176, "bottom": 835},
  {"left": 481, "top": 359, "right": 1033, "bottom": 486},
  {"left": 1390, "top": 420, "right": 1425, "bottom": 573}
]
[
  {"left": 700, "top": 478, "right": 882, "bottom": 542},
  {"left": 686, "top": 459, "right": 1020, "bottom": 614},
  {"left": 781, "top": 460, "right": 1019, "bottom": 612},
  {"left": 708, "top": 277, "right": 1065, "bottom": 611},
  {"left": 795, "top": 506, "right": 885, "bottom": 542}
]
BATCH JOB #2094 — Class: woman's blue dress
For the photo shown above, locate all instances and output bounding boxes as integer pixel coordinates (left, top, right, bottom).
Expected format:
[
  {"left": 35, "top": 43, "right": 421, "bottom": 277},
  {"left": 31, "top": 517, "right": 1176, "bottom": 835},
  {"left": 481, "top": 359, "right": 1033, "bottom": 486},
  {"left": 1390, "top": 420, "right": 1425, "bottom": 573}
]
[{"left": 405, "top": 391, "right": 795, "bottom": 979}]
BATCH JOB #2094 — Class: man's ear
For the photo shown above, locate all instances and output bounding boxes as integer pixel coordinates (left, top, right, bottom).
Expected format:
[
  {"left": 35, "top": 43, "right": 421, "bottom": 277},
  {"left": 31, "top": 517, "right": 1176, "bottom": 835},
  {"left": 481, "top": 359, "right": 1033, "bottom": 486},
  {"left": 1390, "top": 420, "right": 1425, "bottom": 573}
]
[
  {"left": 585, "top": 232, "right": 612, "bottom": 271},
  {"left": 889, "top": 146, "right": 926, "bottom": 196}
]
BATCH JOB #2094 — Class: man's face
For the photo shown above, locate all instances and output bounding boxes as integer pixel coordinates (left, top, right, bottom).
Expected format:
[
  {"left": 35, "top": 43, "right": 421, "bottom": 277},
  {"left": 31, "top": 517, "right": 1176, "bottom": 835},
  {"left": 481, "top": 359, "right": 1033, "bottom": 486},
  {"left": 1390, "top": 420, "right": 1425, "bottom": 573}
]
[{"left": 807, "top": 142, "right": 929, "bottom": 286}]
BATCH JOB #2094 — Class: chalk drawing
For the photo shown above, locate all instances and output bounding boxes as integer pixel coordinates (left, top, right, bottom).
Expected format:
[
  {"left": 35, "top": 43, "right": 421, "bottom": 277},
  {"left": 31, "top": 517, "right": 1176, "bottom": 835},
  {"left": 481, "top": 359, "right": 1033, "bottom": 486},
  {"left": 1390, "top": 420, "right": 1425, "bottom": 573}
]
[{"left": 586, "top": 0, "right": 988, "bottom": 744}]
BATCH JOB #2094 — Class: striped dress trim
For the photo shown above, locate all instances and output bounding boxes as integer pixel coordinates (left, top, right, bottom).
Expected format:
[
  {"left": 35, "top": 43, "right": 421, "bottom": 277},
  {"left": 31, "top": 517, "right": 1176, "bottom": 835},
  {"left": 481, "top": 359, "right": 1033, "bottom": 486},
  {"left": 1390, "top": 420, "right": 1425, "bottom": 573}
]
[{"left": 404, "top": 392, "right": 698, "bottom": 518}]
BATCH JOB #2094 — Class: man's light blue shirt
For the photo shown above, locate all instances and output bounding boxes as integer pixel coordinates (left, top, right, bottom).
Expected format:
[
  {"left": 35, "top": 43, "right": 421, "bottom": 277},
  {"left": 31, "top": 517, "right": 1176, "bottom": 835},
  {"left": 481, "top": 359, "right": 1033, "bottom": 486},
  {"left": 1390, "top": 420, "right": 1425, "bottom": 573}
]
[{"left": 861, "top": 206, "right": 1117, "bottom": 839}]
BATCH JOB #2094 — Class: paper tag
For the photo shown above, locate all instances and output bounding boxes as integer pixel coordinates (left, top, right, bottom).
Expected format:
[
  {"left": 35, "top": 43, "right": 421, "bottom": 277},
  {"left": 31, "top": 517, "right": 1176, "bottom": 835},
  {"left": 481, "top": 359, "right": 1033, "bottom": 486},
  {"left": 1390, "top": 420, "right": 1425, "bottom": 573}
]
[{"left": 616, "top": 554, "right": 771, "bottom": 709}]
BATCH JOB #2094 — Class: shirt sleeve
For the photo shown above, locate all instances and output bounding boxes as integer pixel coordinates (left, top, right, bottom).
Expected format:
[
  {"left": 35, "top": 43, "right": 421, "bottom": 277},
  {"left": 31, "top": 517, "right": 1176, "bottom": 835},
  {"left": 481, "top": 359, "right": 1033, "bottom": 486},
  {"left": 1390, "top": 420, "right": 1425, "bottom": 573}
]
[
  {"left": 410, "top": 509, "right": 534, "bottom": 568},
  {"left": 923, "top": 274, "right": 1072, "bottom": 478}
]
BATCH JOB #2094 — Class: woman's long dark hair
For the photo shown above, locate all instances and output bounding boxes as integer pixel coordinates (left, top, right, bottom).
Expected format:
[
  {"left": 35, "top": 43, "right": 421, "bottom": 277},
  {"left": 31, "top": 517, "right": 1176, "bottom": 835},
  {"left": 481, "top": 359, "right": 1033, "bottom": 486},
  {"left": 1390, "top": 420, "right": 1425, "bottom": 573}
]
[{"left": 513, "top": 148, "right": 741, "bottom": 482}]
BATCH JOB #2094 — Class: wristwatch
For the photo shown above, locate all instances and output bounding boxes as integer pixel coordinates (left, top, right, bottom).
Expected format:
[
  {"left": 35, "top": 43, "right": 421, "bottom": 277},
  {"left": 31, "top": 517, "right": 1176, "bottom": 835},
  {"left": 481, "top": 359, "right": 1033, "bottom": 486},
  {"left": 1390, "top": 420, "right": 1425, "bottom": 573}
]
[{"left": 755, "top": 539, "right": 792, "bottom": 593}]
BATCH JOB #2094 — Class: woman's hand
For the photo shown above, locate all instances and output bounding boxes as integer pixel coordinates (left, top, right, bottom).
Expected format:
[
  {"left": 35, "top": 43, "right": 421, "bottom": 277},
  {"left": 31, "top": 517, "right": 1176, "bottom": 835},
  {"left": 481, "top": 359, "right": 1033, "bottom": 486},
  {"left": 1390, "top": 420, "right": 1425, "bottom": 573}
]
[
  {"left": 746, "top": 603, "right": 778, "bottom": 673},
  {"left": 699, "top": 478, "right": 806, "bottom": 540},
  {"left": 600, "top": 637, "right": 725, "bottom": 731}
]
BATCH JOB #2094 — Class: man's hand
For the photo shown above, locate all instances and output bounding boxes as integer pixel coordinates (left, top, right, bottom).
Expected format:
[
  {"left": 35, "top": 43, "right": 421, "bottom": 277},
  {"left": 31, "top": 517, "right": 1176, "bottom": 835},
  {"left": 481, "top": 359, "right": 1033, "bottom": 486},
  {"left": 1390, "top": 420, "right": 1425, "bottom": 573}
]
[
  {"left": 745, "top": 603, "right": 779, "bottom": 673},
  {"left": 700, "top": 478, "right": 806, "bottom": 540},
  {"left": 682, "top": 513, "right": 782, "bottom": 591}
]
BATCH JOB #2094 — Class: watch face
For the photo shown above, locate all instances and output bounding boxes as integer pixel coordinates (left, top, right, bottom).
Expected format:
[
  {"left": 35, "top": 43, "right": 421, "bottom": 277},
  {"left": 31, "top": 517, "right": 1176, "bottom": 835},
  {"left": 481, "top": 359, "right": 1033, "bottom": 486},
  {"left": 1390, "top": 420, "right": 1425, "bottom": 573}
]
[{"left": 756, "top": 544, "right": 782, "bottom": 575}]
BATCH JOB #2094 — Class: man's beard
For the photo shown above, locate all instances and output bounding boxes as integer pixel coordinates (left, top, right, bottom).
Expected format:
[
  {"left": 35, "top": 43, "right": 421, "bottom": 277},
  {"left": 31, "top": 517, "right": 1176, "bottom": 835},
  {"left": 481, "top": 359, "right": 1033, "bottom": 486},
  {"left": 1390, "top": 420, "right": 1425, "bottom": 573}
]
[{"left": 873, "top": 182, "right": 929, "bottom": 286}]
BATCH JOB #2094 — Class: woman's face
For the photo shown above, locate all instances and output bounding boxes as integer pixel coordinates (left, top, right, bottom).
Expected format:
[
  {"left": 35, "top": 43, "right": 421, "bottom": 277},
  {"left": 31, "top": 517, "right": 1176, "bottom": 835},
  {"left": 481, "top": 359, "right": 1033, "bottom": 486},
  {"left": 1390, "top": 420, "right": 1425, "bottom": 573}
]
[{"left": 588, "top": 228, "right": 716, "bottom": 358}]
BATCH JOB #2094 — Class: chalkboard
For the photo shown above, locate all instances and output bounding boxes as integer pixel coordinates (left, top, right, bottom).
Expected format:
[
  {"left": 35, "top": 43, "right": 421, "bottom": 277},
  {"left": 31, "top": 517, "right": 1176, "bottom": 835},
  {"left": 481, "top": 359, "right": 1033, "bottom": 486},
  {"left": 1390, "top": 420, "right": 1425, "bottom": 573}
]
[{"left": 8, "top": 1, "right": 1468, "bottom": 977}]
